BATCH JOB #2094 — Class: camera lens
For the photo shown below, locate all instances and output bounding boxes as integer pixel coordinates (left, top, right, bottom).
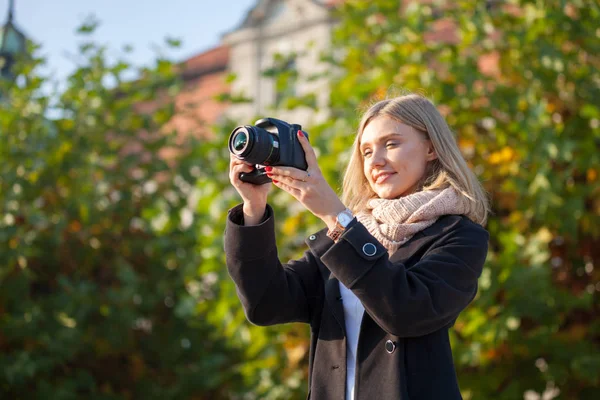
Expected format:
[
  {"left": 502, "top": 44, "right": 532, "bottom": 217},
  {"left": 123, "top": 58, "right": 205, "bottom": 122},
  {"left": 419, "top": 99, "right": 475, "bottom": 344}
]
[
  {"left": 228, "top": 125, "right": 280, "bottom": 165},
  {"left": 232, "top": 131, "right": 248, "bottom": 153}
]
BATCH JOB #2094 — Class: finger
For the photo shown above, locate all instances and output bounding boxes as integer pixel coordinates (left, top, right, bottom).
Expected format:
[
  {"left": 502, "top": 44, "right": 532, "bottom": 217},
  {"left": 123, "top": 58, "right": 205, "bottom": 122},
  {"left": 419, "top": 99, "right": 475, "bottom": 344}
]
[
  {"left": 230, "top": 163, "right": 254, "bottom": 183},
  {"left": 231, "top": 161, "right": 254, "bottom": 174},
  {"left": 230, "top": 157, "right": 254, "bottom": 168},
  {"left": 272, "top": 179, "right": 301, "bottom": 198},
  {"left": 269, "top": 173, "right": 305, "bottom": 190},
  {"left": 297, "top": 130, "right": 319, "bottom": 170},
  {"left": 268, "top": 166, "right": 307, "bottom": 181},
  {"left": 236, "top": 164, "right": 255, "bottom": 174},
  {"left": 230, "top": 155, "right": 254, "bottom": 170}
]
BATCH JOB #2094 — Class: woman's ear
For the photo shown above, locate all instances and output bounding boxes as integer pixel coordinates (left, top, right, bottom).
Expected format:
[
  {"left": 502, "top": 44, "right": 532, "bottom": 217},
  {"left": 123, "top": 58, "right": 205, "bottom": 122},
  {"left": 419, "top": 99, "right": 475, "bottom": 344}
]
[{"left": 426, "top": 141, "right": 438, "bottom": 161}]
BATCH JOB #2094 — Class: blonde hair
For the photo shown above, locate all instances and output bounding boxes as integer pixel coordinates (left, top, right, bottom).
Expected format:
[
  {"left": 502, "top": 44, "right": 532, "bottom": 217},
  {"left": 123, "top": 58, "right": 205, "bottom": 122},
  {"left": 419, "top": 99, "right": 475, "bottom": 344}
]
[{"left": 341, "top": 93, "right": 490, "bottom": 226}]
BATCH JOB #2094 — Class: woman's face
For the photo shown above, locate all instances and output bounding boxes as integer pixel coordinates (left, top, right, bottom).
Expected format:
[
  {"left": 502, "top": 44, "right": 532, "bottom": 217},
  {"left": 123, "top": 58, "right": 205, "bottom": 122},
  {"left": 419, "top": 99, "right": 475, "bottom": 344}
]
[{"left": 360, "top": 115, "right": 437, "bottom": 199}]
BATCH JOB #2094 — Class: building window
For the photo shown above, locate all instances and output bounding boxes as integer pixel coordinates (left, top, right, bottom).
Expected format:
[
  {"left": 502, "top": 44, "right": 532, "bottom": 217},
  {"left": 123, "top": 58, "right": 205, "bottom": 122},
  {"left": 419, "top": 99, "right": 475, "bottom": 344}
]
[
  {"left": 263, "top": 52, "right": 297, "bottom": 108},
  {"left": 275, "top": 57, "right": 296, "bottom": 107},
  {"left": 265, "top": 1, "right": 287, "bottom": 23}
]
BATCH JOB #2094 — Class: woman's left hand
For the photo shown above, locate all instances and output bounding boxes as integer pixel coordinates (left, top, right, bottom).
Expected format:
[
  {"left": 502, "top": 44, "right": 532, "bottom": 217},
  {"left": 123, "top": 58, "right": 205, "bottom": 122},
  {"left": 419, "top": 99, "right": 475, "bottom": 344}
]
[{"left": 266, "top": 130, "right": 346, "bottom": 229}]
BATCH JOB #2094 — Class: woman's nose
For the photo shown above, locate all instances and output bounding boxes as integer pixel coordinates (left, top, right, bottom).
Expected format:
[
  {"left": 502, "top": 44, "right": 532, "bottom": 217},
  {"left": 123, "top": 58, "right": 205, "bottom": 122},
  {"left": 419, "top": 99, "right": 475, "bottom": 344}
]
[{"left": 369, "top": 150, "right": 386, "bottom": 167}]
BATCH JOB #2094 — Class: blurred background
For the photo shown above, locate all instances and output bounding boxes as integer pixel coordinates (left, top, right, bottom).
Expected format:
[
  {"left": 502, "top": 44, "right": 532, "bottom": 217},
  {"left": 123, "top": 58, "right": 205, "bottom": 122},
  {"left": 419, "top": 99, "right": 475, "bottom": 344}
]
[{"left": 1, "top": 0, "right": 599, "bottom": 399}]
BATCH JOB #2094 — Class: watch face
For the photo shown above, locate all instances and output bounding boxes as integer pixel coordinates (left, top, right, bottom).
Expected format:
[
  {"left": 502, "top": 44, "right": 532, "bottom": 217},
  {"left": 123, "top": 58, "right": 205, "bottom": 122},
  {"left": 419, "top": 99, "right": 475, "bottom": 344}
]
[{"left": 338, "top": 210, "right": 353, "bottom": 227}]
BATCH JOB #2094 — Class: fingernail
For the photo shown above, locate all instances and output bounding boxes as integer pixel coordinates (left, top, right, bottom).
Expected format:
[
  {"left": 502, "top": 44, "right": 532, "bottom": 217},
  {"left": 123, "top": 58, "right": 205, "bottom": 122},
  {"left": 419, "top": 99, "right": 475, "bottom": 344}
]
[
  {"left": 265, "top": 166, "right": 272, "bottom": 172},
  {"left": 297, "top": 130, "right": 304, "bottom": 138},
  {"left": 267, "top": 173, "right": 273, "bottom": 177},
  {"left": 272, "top": 180, "right": 278, "bottom": 183}
]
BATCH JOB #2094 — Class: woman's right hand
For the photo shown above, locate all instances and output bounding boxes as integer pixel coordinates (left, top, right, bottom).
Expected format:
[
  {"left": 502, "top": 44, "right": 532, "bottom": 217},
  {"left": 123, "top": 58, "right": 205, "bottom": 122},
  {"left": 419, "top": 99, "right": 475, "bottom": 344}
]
[{"left": 229, "top": 155, "right": 271, "bottom": 225}]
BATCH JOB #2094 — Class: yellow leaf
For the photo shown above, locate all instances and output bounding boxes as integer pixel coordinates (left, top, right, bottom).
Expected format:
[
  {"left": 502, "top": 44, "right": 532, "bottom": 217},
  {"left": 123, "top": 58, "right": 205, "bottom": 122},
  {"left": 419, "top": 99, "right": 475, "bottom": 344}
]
[
  {"left": 458, "top": 137, "right": 475, "bottom": 151},
  {"left": 488, "top": 146, "right": 515, "bottom": 165},
  {"left": 57, "top": 312, "right": 77, "bottom": 328},
  {"left": 285, "top": 343, "right": 307, "bottom": 367},
  {"left": 282, "top": 215, "right": 301, "bottom": 236},
  {"left": 519, "top": 99, "right": 528, "bottom": 111},
  {"left": 68, "top": 220, "right": 82, "bottom": 232},
  {"left": 536, "top": 227, "right": 553, "bottom": 243}
]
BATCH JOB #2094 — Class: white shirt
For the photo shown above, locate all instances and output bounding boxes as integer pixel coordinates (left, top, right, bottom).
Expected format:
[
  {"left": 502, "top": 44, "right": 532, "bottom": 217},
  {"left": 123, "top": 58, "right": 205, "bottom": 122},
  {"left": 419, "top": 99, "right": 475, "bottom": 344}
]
[{"left": 339, "top": 281, "right": 365, "bottom": 400}]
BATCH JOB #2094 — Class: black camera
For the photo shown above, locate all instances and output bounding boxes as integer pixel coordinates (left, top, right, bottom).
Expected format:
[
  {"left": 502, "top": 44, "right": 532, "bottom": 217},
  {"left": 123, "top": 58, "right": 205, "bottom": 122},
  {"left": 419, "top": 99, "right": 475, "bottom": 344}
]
[{"left": 228, "top": 117, "right": 309, "bottom": 185}]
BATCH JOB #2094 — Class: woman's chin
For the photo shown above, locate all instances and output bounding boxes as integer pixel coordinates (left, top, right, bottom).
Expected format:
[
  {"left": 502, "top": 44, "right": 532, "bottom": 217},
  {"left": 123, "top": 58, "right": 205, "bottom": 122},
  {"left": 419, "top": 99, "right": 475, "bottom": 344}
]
[
  {"left": 374, "top": 189, "right": 401, "bottom": 200},
  {"left": 373, "top": 186, "right": 413, "bottom": 200}
]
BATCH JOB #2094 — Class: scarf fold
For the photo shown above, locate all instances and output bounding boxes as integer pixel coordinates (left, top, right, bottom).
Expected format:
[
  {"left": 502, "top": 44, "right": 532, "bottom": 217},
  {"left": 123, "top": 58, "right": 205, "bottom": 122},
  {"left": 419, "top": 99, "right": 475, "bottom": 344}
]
[{"left": 355, "top": 187, "right": 474, "bottom": 254}]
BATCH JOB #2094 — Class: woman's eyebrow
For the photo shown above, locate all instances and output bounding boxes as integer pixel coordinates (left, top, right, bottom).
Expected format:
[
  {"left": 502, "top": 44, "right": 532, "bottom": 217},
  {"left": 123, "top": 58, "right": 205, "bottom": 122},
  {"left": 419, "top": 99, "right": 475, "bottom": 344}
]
[{"left": 360, "top": 132, "right": 403, "bottom": 150}]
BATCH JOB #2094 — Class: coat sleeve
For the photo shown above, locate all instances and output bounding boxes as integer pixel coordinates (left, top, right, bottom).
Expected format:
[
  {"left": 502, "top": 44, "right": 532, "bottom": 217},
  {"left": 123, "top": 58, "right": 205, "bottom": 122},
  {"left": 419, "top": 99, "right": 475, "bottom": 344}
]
[
  {"left": 224, "top": 204, "right": 322, "bottom": 326},
  {"left": 320, "top": 217, "right": 489, "bottom": 338}
]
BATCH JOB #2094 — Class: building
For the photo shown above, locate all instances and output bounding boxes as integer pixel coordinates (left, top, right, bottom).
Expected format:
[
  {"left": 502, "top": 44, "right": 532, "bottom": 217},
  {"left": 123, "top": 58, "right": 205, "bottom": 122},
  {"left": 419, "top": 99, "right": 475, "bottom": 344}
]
[
  {"left": 171, "top": 0, "right": 338, "bottom": 134},
  {"left": 179, "top": 0, "right": 500, "bottom": 132}
]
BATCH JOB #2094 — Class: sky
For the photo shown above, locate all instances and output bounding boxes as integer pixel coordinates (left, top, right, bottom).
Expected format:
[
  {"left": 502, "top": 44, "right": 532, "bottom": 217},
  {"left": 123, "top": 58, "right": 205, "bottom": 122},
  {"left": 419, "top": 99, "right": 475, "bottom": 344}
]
[{"left": 4, "top": 0, "right": 257, "bottom": 83}]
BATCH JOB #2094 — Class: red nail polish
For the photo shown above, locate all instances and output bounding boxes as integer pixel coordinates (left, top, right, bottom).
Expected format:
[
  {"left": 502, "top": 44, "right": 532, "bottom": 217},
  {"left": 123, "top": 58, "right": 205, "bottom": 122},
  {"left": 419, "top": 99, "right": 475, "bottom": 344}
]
[
  {"left": 265, "top": 166, "right": 272, "bottom": 172},
  {"left": 267, "top": 173, "right": 273, "bottom": 177},
  {"left": 272, "top": 180, "right": 278, "bottom": 183},
  {"left": 297, "top": 130, "right": 304, "bottom": 137}
]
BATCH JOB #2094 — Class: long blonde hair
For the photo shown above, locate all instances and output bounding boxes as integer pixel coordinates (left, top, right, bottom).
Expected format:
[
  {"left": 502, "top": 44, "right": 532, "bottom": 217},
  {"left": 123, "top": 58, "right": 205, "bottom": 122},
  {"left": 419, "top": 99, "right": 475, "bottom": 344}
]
[{"left": 341, "top": 94, "right": 490, "bottom": 226}]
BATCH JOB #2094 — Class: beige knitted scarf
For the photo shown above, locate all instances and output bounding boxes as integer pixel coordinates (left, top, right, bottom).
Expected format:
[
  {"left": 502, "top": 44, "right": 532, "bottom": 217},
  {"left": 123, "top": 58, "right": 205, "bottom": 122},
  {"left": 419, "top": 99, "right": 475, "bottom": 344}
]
[{"left": 356, "top": 187, "right": 474, "bottom": 254}]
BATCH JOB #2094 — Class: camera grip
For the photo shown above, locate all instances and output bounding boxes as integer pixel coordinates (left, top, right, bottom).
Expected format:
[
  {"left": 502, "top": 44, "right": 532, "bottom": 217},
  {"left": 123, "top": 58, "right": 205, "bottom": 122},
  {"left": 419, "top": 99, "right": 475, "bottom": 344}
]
[{"left": 239, "top": 168, "right": 272, "bottom": 185}]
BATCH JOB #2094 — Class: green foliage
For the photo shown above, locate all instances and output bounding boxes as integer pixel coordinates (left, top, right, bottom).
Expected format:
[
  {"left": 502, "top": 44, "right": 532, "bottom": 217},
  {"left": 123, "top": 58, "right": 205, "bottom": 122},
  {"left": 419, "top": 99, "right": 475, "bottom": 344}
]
[
  {"left": 322, "top": 1, "right": 599, "bottom": 398},
  {"left": 3, "top": 1, "right": 599, "bottom": 399},
  {"left": 207, "top": 1, "right": 600, "bottom": 399},
  {"left": 0, "top": 22, "right": 295, "bottom": 399}
]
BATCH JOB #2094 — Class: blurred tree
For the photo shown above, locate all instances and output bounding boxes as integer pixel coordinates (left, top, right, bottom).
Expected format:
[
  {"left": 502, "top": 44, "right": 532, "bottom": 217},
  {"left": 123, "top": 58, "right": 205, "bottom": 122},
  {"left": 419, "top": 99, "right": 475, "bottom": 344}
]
[
  {"left": 323, "top": 1, "right": 599, "bottom": 399},
  {"left": 203, "top": 0, "right": 600, "bottom": 399},
  {"left": 0, "top": 18, "right": 297, "bottom": 400},
  {"left": 16, "top": 1, "right": 596, "bottom": 399}
]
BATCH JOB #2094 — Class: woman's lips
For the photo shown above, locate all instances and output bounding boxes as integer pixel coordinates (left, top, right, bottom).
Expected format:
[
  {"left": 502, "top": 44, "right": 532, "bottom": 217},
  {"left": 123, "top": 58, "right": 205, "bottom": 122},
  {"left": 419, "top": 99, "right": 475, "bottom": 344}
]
[{"left": 374, "top": 172, "right": 395, "bottom": 184}]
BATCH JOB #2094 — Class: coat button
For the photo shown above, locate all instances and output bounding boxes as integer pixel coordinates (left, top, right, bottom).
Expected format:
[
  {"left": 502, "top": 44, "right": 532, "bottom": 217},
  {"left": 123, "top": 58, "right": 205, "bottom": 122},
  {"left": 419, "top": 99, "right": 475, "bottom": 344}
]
[
  {"left": 385, "top": 340, "right": 396, "bottom": 354},
  {"left": 362, "top": 243, "right": 377, "bottom": 256},
  {"left": 309, "top": 235, "right": 317, "bottom": 241}
]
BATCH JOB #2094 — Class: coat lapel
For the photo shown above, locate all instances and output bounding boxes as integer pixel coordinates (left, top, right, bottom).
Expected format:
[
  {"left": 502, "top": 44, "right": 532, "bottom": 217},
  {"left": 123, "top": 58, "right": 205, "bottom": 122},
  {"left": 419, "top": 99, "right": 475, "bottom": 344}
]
[{"left": 389, "top": 217, "right": 454, "bottom": 264}]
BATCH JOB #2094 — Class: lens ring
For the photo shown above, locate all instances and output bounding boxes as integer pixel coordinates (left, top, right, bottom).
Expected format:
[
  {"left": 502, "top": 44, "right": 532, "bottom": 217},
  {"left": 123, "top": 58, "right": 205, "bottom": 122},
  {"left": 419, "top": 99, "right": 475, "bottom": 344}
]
[
  {"left": 229, "top": 127, "right": 252, "bottom": 156},
  {"left": 232, "top": 131, "right": 248, "bottom": 153}
]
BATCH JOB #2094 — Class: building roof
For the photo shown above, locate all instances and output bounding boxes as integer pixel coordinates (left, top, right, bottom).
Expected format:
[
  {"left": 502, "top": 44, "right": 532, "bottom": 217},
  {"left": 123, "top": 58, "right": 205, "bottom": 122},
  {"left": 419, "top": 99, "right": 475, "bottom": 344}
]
[
  {"left": 179, "top": 45, "right": 229, "bottom": 81},
  {"left": 228, "top": 0, "right": 333, "bottom": 33}
]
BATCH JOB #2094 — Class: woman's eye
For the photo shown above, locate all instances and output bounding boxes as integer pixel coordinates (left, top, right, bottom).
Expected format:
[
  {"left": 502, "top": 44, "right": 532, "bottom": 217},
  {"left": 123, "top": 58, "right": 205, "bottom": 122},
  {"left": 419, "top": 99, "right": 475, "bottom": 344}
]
[
  {"left": 386, "top": 141, "right": 398, "bottom": 148},
  {"left": 362, "top": 150, "right": 372, "bottom": 157}
]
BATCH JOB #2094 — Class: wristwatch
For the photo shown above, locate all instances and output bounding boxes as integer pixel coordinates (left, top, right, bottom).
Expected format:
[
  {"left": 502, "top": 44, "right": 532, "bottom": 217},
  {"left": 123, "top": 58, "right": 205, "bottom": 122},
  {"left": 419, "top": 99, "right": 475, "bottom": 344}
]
[{"left": 326, "top": 208, "right": 354, "bottom": 242}]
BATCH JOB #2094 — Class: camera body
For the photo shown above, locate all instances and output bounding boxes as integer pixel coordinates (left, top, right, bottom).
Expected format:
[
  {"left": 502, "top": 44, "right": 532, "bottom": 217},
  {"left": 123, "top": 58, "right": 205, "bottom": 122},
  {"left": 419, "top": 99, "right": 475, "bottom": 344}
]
[{"left": 228, "top": 117, "right": 309, "bottom": 185}]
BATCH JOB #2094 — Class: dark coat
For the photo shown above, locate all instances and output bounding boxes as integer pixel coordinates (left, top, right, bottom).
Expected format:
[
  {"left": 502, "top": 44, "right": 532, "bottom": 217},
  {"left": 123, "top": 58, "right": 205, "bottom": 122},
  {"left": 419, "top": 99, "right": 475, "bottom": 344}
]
[{"left": 225, "top": 204, "right": 489, "bottom": 400}]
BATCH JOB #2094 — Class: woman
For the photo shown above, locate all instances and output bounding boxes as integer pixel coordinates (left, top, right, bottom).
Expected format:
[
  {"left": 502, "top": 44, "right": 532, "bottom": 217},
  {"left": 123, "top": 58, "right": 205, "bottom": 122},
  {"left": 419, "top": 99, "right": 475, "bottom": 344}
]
[{"left": 225, "top": 94, "right": 490, "bottom": 400}]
